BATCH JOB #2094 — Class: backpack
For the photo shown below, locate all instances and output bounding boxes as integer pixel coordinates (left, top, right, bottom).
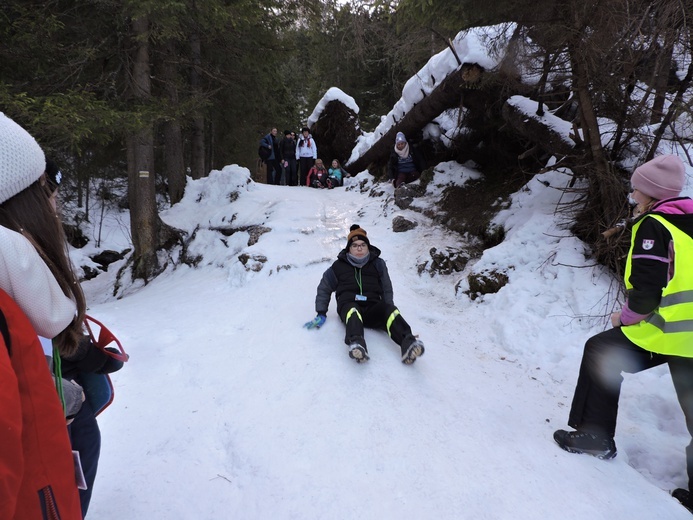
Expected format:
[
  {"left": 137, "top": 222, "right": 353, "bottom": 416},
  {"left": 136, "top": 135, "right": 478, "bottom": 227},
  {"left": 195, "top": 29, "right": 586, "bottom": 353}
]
[
  {"left": 0, "top": 290, "right": 82, "bottom": 519},
  {"left": 258, "top": 144, "right": 271, "bottom": 162},
  {"left": 257, "top": 136, "right": 274, "bottom": 162}
]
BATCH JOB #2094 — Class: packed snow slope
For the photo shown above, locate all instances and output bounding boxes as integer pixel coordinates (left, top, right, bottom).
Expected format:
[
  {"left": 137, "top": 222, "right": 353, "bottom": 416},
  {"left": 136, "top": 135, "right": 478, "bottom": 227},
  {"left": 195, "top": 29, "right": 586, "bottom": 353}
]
[{"left": 81, "top": 163, "right": 693, "bottom": 519}]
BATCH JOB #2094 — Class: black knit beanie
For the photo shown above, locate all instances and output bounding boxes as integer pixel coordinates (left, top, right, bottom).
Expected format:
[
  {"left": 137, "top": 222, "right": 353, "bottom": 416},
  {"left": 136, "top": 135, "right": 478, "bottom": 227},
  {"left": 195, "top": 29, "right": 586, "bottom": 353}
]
[{"left": 45, "top": 158, "right": 63, "bottom": 193}]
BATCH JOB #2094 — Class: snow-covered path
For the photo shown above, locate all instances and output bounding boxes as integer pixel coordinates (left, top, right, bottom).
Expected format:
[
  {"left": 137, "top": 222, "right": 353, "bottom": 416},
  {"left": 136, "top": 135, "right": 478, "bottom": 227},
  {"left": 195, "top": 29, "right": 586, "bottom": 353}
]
[{"left": 83, "top": 168, "right": 691, "bottom": 519}]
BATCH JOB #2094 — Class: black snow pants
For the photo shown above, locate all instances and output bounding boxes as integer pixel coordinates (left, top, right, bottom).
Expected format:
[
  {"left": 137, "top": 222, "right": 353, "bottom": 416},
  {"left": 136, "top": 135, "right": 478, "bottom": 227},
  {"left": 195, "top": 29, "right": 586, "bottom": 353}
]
[
  {"left": 338, "top": 300, "right": 413, "bottom": 351},
  {"left": 567, "top": 326, "right": 693, "bottom": 489}
]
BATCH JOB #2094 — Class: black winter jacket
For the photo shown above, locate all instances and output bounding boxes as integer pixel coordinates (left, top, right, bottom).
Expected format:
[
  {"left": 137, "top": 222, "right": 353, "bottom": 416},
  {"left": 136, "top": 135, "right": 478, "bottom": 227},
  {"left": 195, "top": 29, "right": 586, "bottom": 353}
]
[
  {"left": 280, "top": 137, "right": 296, "bottom": 162},
  {"left": 315, "top": 245, "right": 394, "bottom": 315}
]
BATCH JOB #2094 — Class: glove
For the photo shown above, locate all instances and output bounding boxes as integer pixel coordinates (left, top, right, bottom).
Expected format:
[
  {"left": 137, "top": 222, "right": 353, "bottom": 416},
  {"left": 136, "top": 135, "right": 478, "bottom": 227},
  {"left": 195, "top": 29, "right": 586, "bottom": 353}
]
[
  {"left": 304, "top": 314, "right": 326, "bottom": 330},
  {"left": 97, "top": 347, "right": 125, "bottom": 374}
]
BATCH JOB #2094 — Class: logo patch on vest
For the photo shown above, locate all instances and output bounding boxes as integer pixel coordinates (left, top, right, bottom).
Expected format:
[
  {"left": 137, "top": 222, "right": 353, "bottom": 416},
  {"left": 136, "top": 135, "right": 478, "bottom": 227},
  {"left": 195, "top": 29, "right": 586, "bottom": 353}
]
[{"left": 642, "top": 239, "right": 655, "bottom": 250}]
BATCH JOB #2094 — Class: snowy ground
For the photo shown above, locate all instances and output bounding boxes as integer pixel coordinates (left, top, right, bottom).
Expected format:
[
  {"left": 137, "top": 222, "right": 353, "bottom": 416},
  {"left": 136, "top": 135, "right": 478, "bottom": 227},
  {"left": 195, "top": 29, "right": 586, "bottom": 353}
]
[{"left": 78, "top": 162, "right": 693, "bottom": 519}]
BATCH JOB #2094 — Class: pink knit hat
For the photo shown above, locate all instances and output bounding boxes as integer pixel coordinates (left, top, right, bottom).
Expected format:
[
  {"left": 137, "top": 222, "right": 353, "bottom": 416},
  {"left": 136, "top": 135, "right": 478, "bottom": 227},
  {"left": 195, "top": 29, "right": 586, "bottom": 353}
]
[{"left": 631, "top": 155, "right": 686, "bottom": 200}]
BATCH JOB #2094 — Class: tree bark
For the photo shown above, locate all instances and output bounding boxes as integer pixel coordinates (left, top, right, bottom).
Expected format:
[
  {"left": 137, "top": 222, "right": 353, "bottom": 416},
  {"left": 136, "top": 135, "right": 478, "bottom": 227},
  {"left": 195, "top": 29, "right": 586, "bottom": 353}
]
[
  {"left": 127, "top": 14, "right": 162, "bottom": 281},
  {"left": 189, "top": 31, "right": 206, "bottom": 179},
  {"left": 569, "top": 45, "right": 610, "bottom": 174},
  {"left": 501, "top": 99, "right": 577, "bottom": 157},
  {"left": 162, "top": 40, "right": 186, "bottom": 204},
  {"left": 650, "top": 36, "right": 673, "bottom": 124},
  {"left": 647, "top": 50, "right": 693, "bottom": 161}
]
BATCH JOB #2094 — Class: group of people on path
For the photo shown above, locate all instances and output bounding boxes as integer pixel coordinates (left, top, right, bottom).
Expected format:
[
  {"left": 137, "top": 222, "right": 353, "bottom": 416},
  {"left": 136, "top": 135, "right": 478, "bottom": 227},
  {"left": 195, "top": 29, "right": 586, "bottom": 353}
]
[
  {"left": 0, "top": 112, "right": 125, "bottom": 520},
  {"left": 259, "top": 127, "right": 348, "bottom": 188},
  {"left": 260, "top": 127, "right": 425, "bottom": 190}
]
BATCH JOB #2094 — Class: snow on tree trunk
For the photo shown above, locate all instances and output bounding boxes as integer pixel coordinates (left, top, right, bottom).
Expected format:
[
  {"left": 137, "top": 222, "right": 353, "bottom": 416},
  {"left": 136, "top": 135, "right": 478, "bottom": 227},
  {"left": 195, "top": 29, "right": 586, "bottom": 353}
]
[
  {"left": 345, "top": 64, "right": 483, "bottom": 175},
  {"left": 310, "top": 100, "right": 360, "bottom": 169},
  {"left": 501, "top": 98, "right": 577, "bottom": 157}
]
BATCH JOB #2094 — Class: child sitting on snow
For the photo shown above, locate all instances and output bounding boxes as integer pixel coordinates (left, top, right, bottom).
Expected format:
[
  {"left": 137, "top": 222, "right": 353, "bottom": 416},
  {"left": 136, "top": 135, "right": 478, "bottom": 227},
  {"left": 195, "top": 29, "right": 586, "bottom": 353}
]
[
  {"left": 326, "top": 159, "right": 349, "bottom": 189},
  {"left": 306, "top": 158, "right": 329, "bottom": 188}
]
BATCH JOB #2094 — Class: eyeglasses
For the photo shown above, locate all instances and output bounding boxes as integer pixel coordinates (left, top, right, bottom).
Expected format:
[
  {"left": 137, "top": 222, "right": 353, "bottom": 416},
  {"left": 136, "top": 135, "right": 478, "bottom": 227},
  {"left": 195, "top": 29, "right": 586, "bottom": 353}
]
[{"left": 350, "top": 242, "right": 368, "bottom": 250}]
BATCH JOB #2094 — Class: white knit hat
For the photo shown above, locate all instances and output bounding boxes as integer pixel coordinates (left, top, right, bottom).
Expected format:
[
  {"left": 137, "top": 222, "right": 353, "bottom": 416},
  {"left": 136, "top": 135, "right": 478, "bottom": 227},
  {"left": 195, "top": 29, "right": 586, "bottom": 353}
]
[{"left": 0, "top": 112, "right": 46, "bottom": 203}]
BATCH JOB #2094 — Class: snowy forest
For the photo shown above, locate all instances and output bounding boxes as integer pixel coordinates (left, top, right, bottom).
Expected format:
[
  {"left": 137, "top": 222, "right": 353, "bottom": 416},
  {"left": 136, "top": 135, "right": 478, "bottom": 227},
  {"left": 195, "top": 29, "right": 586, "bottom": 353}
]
[{"left": 1, "top": 0, "right": 690, "bottom": 284}]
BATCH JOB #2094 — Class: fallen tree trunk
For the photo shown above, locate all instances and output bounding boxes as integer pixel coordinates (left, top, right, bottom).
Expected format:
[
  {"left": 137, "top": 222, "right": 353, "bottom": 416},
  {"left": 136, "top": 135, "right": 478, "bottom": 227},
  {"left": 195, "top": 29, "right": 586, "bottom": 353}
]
[
  {"left": 500, "top": 97, "right": 578, "bottom": 158},
  {"left": 310, "top": 100, "right": 360, "bottom": 167},
  {"left": 345, "top": 63, "right": 484, "bottom": 175}
]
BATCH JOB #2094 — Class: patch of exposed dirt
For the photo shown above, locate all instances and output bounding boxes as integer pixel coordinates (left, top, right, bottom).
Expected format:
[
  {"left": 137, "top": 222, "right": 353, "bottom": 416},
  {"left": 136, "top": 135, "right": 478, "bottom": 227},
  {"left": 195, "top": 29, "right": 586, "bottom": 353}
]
[{"left": 436, "top": 165, "right": 529, "bottom": 254}]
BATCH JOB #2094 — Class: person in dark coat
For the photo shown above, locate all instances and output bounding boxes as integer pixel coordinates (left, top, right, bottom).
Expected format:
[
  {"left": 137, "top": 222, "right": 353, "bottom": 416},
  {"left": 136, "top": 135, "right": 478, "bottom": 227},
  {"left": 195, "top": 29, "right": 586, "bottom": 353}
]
[
  {"left": 304, "top": 224, "right": 425, "bottom": 364},
  {"left": 260, "top": 128, "right": 282, "bottom": 185},
  {"left": 388, "top": 132, "right": 425, "bottom": 188},
  {"left": 279, "top": 130, "right": 298, "bottom": 186}
]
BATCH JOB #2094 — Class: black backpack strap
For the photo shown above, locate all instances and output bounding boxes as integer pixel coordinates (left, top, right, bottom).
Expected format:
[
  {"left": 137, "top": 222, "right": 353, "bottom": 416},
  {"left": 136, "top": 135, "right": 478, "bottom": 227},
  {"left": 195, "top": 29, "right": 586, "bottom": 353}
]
[{"left": 0, "top": 309, "right": 10, "bottom": 355}]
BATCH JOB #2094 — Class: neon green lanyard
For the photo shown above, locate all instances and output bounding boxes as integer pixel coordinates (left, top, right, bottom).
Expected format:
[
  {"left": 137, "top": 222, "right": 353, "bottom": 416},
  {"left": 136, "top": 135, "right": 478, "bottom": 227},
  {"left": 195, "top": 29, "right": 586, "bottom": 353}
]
[
  {"left": 354, "top": 268, "right": 363, "bottom": 295},
  {"left": 53, "top": 343, "right": 66, "bottom": 414}
]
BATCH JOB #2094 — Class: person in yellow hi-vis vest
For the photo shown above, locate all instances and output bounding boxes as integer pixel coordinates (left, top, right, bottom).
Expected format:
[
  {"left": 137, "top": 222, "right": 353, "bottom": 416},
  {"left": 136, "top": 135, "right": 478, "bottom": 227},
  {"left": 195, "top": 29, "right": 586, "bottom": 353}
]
[{"left": 553, "top": 155, "right": 693, "bottom": 511}]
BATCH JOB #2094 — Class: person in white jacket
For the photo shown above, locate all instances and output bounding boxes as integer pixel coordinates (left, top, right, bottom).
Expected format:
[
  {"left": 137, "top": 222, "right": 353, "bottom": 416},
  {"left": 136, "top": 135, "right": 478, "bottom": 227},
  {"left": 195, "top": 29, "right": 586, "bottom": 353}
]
[
  {"left": 0, "top": 114, "right": 81, "bottom": 340},
  {"left": 0, "top": 111, "right": 85, "bottom": 520},
  {"left": 296, "top": 126, "right": 317, "bottom": 186}
]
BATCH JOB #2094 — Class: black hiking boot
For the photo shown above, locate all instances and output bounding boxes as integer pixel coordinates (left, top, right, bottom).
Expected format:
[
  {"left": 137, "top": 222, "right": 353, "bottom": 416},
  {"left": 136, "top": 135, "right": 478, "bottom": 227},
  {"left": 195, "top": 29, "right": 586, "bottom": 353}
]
[
  {"left": 347, "top": 337, "right": 369, "bottom": 363},
  {"left": 401, "top": 335, "right": 425, "bottom": 365},
  {"left": 553, "top": 429, "right": 617, "bottom": 460},
  {"left": 348, "top": 344, "right": 369, "bottom": 363},
  {"left": 673, "top": 488, "right": 693, "bottom": 514}
]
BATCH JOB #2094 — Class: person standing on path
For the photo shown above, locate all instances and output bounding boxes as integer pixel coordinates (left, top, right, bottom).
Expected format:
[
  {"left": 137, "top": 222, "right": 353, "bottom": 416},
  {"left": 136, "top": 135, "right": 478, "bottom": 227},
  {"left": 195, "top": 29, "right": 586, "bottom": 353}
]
[
  {"left": 296, "top": 127, "right": 317, "bottom": 187},
  {"left": 280, "top": 130, "right": 298, "bottom": 186},
  {"left": 260, "top": 128, "right": 282, "bottom": 185}
]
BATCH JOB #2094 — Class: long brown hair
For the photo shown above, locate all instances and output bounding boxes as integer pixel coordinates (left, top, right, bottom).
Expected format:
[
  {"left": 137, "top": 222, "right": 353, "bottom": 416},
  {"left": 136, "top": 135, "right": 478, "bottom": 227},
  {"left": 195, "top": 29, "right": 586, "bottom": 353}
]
[{"left": 0, "top": 178, "right": 86, "bottom": 356}]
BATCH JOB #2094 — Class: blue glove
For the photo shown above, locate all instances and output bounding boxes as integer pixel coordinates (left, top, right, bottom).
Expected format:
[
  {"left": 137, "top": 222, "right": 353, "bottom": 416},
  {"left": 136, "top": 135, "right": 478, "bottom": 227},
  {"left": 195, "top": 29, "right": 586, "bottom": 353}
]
[{"left": 304, "top": 314, "right": 326, "bottom": 329}]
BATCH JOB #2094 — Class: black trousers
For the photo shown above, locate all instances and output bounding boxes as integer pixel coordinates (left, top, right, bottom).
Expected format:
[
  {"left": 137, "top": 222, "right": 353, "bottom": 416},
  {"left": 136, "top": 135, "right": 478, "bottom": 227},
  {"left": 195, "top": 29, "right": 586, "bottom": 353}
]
[
  {"left": 394, "top": 170, "right": 421, "bottom": 188},
  {"left": 568, "top": 327, "right": 693, "bottom": 488},
  {"left": 339, "top": 300, "right": 412, "bottom": 349},
  {"left": 284, "top": 158, "right": 298, "bottom": 186},
  {"left": 266, "top": 159, "right": 282, "bottom": 185},
  {"left": 68, "top": 396, "right": 101, "bottom": 517},
  {"left": 299, "top": 157, "right": 314, "bottom": 186}
]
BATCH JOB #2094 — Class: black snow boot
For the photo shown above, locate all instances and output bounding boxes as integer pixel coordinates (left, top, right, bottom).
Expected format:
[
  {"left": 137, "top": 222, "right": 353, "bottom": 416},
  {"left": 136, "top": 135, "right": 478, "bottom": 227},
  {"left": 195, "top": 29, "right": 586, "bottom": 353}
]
[
  {"left": 673, "top": 488, "right": 693, "bottom": 514},
  {"left": 553, "top": 429, "right": 617, "bottom": 460},
  {"left": 347, "top": 337, "right": 369, "bottom": 363},
  {"left": 401, "top": 335, "right": 425, "bottom": 365}
]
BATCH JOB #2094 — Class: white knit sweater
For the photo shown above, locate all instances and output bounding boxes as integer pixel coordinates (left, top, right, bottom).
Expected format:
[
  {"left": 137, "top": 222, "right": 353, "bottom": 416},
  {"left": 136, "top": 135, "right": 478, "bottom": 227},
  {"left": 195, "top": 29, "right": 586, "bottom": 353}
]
[{"left": 0, "top": 226, "right": 76, "bottom": 338}]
